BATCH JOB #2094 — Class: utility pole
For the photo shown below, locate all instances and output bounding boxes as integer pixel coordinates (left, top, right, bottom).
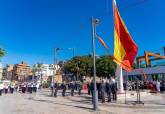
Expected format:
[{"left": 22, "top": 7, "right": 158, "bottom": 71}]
[
  {"left": 68, "top": 48, "right": 75, "bottom": 58},
  {"left": 52, "top": 48, "right": 60, "bottom": 97},
  {"left": 91, "top": 16, "right": 100, "bottom": 111}
]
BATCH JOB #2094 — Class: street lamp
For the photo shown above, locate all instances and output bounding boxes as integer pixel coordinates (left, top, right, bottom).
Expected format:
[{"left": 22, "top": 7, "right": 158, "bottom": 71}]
[
  {"left": 40, "top": 70, "right": 43, "bottom": 88},
  {"left": 68, "top": 48, "right": 75, "bottom": 58},
  {"left": 76, "top": 60, "right": 81, "bottom": 81},
  {"left": 91, "top": 16, "right": 100, "bottom": 111},
  {"left": 52, "top": 48, "right": 60, "bottom": 97}
]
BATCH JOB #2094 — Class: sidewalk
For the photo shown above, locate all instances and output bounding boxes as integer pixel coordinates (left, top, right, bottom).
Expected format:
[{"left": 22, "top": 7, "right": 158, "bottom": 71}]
[
  {"left": 0, "top": 89, "right": 164, "bottom": 114},
  {"left": 63, "top": 90, "right": 165, "bottom": 114}
]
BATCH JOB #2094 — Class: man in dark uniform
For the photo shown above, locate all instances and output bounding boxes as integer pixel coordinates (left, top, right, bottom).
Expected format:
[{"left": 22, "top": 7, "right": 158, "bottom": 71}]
[
  {"left": 61, "top": 82, "right": 67, "bottom": 97},
  {"left": 77, "top": 82, "right": 82, "bottom": 95},
  {"left": 87, "top": 82, "right": 90, "bottom": 95},
  {"left": 97, "top": 80, "right": 101, "bottom": 99},
  {"left": 100, "top": 80, "right": 106, "bottom": 103},
  {"left": 22, "top": 83, "right": 26, "bottom": 93},
  {"left": 111, "top": 81, "right": 117, "bottom": 101},
  {"left": 90, "top": 81, "right": 94, "bottom": 103},
  {"left": 70, "top": 81, "right": 75, "bottom": 96},
  {"left": 106, "top": 80, "right": 112, "bottom": 102},
  {"left": 54, "top": 82, "right": 59, "bottom": 97}
]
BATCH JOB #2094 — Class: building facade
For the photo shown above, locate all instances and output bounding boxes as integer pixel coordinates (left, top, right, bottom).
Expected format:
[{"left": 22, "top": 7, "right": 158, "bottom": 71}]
[
  {"left": 6, "top": 64, "right": 14, "bottom": 80},
  {"left": 33, "top": 64, "right": 60, "bottom": 83},
  {"left": 13, "top": 61, "right": 31, "bottom": 81}
]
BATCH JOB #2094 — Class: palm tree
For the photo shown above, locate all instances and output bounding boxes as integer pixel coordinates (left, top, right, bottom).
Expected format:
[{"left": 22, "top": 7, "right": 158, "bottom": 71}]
[
  {"left": 37, "top": 63, "right": 43, "bottom": 83},
  {"left": 0, "top": 48, "right": 5, "bottom": 57}
]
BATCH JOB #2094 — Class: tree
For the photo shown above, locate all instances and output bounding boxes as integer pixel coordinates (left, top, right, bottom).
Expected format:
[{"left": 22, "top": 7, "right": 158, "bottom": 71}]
[
  {"left": 32, "top": 63, "right": 43, "bottom": 81},
  {"left": 64, "top": 55, "right": 117, "bottom": 79},
  {"left": 64, "top": 55, "right": 93, "bottom": 79},
  {"left": 0, "top": 48, "right": 5, "bottom": 57},
  {"left": 96, "top": 55, "right": 116, "bottom": 78}
]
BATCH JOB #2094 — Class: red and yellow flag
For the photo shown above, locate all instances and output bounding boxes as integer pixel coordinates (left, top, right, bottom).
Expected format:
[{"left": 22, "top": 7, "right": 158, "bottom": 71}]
[
  {"left": 113, "top": 0, "right": 138, "bottom": 72},
  {"left": 97, "top": 36, "right": 109, "bottom": 50}
]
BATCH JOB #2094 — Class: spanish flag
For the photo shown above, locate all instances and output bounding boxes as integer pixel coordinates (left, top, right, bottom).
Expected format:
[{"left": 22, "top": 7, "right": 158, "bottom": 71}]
[
  {"left": 97, "top": 36, "right": 109, "bottom": 51},
  {"left": 113, "top": 0, "right": 138, "bottom": 72}
]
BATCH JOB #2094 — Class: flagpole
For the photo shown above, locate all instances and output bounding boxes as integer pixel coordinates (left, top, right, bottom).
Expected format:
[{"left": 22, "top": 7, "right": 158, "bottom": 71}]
[
  {"left": 125, "top": 70, "right": 128, "bottom": 104},
  {"left": 52, "top": 48, "right": 57, "bottom": 97},
  {"left": 92, "top": 16, "right": 99, "bottom": 111}
]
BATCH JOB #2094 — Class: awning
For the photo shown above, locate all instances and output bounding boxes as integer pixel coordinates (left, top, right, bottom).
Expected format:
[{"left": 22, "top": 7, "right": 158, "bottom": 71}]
[{"left": 123, "top": 66, "right": 165, "bottom": 76}]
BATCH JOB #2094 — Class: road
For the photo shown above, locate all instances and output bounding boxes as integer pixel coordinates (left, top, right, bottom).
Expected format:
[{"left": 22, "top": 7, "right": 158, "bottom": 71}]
[{"left": 0, "top": 89, "right": 165, "bottom": 114}]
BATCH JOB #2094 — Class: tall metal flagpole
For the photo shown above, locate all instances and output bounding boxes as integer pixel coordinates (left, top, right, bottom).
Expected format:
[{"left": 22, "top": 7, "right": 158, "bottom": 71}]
[
  {"left": 125, "top": 70, "right": 128, "bottom": 104},
  {"left": 92, "top": 16, "right": 99, "bottom": 111},
  {"left": 52, "top": 48, "right": 58, "bottom": 97}
]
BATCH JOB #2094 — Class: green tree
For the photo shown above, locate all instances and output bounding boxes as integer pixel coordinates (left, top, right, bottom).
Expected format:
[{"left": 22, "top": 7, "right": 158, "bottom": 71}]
[
  {"left": 32, "top": 63, "right": 43, "bottom": 81},
  {"left": 96, "top": 55, "right": 116, "bottom": 78},
  {"left": 0, "top": 48, "right": 5, "bottom": 57},
  {"left": 64, "top": 55, "right": 117, "bottom": 79},
  {"left": 64, "top": 55, "right": 93, "bottom": 79}
]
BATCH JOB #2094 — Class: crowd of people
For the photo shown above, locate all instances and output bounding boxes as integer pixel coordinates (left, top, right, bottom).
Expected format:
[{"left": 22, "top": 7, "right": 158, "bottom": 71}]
[
  {"left": 51, "top": 81, "right": 83, "bottom": 97},
  {"left": 1, "top": 78, "right": 165, "bottom": 105},
  {"left": 50, "top": 78, "right": 165, "bottom": 103},
  {"left": 50, "top": 77, "right": 117, "bottom": 103},
  {"left": 0, "top": 83, "right": 15, "bottom": 96},
  {"left": 124, "top": 80, "right": 165, "bottom": 92},
  {"left": 87, "top": 77, "right": 117, "bottom": 103},
  {"left": 17, "top": 82, "right": 39, "bottom": 93},
  {"left": 0, "top": 82, "right": 39, "bottom": 96}
]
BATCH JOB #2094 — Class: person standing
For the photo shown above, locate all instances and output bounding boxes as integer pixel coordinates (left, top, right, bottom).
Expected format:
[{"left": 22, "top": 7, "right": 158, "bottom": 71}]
[
  {"left": 30, "top": 83, "right": 33, "bottom": 94},
  {"left": 90, "top": 80, "right": 94, "bottom": 103},
  {"left": 22, "top": 83, "right": 26, "bottom": 93},
  {"left": 61, "top": 82, "right": 66, "bottom": 97},
  {"left": 33, "top": 83, "right": 37, "bottom": 92},
  {"left": 4, "top": 84, "right": 8, "bottom": 94},
  {"left": 0, "top": 83, "right": 4, "bottom": 96},
  {"left": 54, "top": 82, "right": 59, "bottom": 97},
  {"left": 106, "top": 80, "right": 112, "bottom": 102},
  {"left": 10, "top": 83, "right": 15, "bottom": 94},
  {"left": 111, "top": 77, "right": 117, "bottom": 101},
  {"left": 156, "top": 80, "right": 160, "bottom": 92},
  {"left": 97, "top": 80, "right": 101, "bottom": 99},
  {"left": 70, "top": 81, "right": 75, "bottom": 96},
  {"left": 87, "top": 82, "right": 90, "bottom": 95},
  {"left": 77, "top": 81, "right": 82, "bottom": 95},
  {"left": 100, "top": 79, "right": 106, "bottom": 103}
]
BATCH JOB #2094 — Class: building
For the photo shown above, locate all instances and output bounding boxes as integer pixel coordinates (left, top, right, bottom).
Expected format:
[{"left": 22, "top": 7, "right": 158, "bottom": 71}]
[
  {"left": 33, "top": 64, "right": 60, "bottom": 83},
  {"left": 123, "top": 66, "right": 165, "bottom": 81},
  {"left": 13, "top": 61, "right": 31, "bottom": 81},
  {"left": 6, "top": 64, "right": 13, "bottom": 80},
  {"left": 0, "top": 63, "right": 2, "bottom": 80}
]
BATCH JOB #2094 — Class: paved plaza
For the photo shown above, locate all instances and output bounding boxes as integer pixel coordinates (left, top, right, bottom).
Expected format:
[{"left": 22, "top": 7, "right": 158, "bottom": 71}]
[{"left": 0, "top": 90, "right": 165, "bottom": 114}]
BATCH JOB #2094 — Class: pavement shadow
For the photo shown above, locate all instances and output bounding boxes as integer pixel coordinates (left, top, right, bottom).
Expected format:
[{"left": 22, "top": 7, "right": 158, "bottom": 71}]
[
  {"left": 28, "top": 98, "right": 93, "bottom": 111},
  {"left": 66, "top": 98, "right": 91, "bottom": 104}
]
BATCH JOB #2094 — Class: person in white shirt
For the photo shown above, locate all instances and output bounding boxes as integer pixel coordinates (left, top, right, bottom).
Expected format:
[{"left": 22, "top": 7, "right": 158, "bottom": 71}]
[
  {"left": 156, "top": 80, "right": 160, "bottom": 92},
  {"left": 4, "top": 84, "right": 8, "bottom": 94},
  {"left": 10, "top": 83, "right": 15, "bottom": 94},
  {"left": 0, "top": 83, "right": 4, "bottom": 96}
]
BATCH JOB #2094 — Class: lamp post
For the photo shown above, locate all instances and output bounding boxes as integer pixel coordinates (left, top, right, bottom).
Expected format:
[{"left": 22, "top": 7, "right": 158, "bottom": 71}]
[
  {"left": 52, "top": 48, "right": 60, "bottom": 97},
  {"left": 91, "top": 16, "right": 100, "bottom": 110},
  {"left": 68, "top": 48, "right": 75, "bottom": 58},
  {"left": 76, "top": 60, "right": 80, "bottom": 81},
  {"left": 40, "top": 70, "right": 43, "bottom": 88}
]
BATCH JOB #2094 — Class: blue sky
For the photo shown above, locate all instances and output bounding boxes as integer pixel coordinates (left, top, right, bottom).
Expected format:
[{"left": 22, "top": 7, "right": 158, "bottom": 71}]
[{"left": 0, "top": 0, "right": 165, "bottom": 67}]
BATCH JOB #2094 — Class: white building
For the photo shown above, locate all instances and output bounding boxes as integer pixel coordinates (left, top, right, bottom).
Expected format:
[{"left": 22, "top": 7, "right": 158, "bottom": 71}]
[{"left": 33, "top": 64, "right": 60, "bottom": 83}]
